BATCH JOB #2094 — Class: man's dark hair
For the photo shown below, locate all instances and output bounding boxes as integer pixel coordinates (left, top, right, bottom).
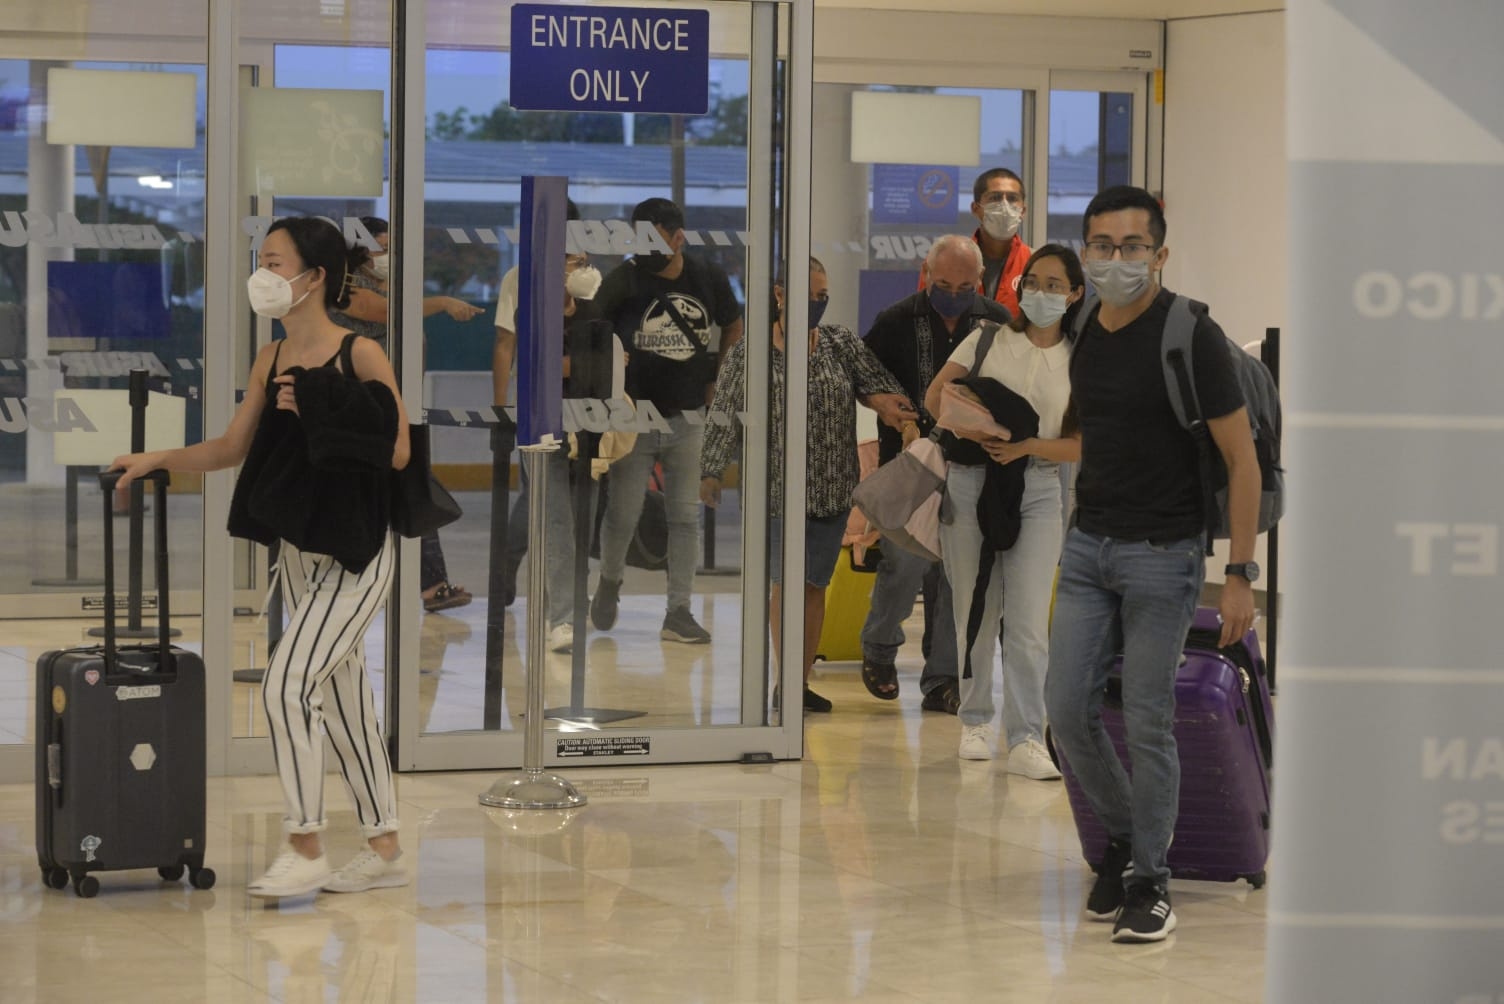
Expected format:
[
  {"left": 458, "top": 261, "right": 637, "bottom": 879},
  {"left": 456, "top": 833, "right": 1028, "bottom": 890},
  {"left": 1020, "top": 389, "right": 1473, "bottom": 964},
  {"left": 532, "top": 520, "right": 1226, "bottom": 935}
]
[
  {"left": 631, "top": 197, "right": 685, "bottom": 232},
  {"left": 358, "top": 215, "right": 388, "bottom": 237},
  {"left": 1081, "top": 185, "right": 1166, "bottom": 247},
  {"left": 567, "top": 199, "right": 580, "bottom": 222},
  {"left": 973, "top": 167, "right": 1026, "bottom": 204}
]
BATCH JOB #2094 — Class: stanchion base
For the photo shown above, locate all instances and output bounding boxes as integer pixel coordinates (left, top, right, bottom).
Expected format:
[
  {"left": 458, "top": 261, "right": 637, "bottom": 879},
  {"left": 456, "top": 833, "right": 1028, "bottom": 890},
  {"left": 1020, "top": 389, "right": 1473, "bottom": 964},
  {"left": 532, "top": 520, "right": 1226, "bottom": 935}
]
[
  {"left": 85, "top": 625, "right": 183, "bottom": 639},
  {"left": 31, "top": 577, "right": 106, "bottom": 588},
  {"left": 696, "top": 566, "right": 742, "bottom": 577},
  {"left": 544, "top": 706, "right": 646, "bottom": 725},
  {"left": 478, "top": 770, "right": 588, "bottom": 810},
  {"left": 232, "top": 669, "right": 266, "bottom": 684}
]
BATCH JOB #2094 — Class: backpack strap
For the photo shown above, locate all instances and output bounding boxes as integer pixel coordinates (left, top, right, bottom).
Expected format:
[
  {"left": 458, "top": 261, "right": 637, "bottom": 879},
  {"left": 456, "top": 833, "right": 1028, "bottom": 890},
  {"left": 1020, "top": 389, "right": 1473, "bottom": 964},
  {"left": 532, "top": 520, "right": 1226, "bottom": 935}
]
[
  {"left": 1159, "top": 295, "right": 1200, "bottom": 430},
  {"left": 1159, "top": 295, "right": 1219, "bottom": 554}
]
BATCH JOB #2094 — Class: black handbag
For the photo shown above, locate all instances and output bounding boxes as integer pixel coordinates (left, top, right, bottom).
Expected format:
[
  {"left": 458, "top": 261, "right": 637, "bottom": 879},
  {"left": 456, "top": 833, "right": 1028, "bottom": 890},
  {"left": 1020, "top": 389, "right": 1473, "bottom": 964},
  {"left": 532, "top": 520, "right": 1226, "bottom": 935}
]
[{"left": 390, "top": 424, "right": 462, "bottom": 538}]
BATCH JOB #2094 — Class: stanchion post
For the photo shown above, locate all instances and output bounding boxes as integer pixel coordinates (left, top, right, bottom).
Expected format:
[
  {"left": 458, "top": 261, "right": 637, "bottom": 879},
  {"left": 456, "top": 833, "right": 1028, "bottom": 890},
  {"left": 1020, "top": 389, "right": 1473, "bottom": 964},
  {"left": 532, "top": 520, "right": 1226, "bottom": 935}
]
[
  {"left": 479, "top": 442, "right": 586, "bottom": 811},
  {"left": 126, "top": 368, "right": 148, "bottom": 633}
]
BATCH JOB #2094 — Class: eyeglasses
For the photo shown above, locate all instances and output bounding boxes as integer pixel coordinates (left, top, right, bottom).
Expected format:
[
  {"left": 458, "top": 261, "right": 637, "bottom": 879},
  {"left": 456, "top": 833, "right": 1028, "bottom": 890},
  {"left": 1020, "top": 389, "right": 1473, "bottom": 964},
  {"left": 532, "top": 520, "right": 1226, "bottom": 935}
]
[
  {"left": 1018, "top": 275, "right": 1073, "bottom": 295},
  {"left": 1082, "top": 241, "right": 1159, "bottom": 262},
  {"left": 979, "top": 191, "right": 1024, "bottom": 207}
]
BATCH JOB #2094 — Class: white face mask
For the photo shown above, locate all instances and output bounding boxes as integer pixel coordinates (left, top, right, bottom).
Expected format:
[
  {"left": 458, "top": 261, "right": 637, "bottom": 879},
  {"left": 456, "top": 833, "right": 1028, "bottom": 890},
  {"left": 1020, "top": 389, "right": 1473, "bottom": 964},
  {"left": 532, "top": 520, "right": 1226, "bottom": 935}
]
[
  {"left": 1019, "top": 289, "right": 1070, "bottom": 329},
  {"left": 246, "top": 267, "right": 314, "bottom": 319},
  {"left": 1084, "top": 259, "right": 1154, "bottom": 307},
  {"left": 368, "top": 255, "right": 390, "bottom": 283},
  {"left": 565, "top": 264, "right": 602, "bottom": 300},
  {"left": 980, "top": 200, "right": 1023, "bottom": 241}
]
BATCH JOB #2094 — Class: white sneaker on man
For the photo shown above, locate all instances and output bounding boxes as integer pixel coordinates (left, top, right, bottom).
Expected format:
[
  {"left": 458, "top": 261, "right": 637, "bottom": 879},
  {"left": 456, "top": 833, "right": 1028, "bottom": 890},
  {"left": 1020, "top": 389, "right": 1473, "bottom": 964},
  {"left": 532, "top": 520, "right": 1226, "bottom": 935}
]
[
  {"left": 247, "top": 848, "right": 331, "bottom": 898},
  {"left": 323, "top": 849, "right": 409, "bottom": 893},
  {"left": 958, "top": 724, "right": 994, "bottom": 760},
  {"left": 548, "top": 623, "right": 574, "bottom": 654},
  {"left": 1007, "top": 739, "right": 1063, "bottom": 780}
]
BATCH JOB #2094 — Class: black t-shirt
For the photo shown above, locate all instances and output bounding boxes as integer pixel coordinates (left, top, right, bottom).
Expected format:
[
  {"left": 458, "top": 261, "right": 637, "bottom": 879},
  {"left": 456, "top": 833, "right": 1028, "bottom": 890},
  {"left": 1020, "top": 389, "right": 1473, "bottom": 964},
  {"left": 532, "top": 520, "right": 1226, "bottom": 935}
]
[
  {"left": 594, "top": 254, "right": 742, "bottom": 414},
  {"left": 562, "top": 296, "right": 604, "bottom": 398},
  {"left": 1069, "top": 288, "right": 1245, "bottom": 542},
  {"left": 863, "top": 290, "right": 1011, "bottom": 466}
]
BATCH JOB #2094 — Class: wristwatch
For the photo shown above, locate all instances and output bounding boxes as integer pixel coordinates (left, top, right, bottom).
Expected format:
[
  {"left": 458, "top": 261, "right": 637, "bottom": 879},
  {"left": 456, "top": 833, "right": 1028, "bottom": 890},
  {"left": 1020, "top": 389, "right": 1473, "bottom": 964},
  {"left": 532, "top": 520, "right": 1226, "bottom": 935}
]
[{"left": 1224, "top": 561, "right": 1260, "bottom": 583}]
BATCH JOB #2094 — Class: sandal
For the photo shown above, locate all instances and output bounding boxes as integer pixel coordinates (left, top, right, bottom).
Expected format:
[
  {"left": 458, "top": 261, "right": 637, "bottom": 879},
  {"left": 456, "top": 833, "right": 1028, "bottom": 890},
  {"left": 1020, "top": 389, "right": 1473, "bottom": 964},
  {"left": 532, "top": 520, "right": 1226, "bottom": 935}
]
[
  {"left": 861, "top": 658, "right": 899, "bottom": 700},
  {"left": 424, "top": 583, "right": 472, "bottom": 612}
]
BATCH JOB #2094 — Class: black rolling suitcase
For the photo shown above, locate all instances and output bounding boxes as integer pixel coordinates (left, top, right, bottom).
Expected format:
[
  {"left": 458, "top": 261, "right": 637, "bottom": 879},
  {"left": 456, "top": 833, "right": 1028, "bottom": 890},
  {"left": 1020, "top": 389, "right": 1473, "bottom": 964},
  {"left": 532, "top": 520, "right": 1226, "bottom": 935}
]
[{"left": 36, "top": 469, "right": 215, "bottom": 898}]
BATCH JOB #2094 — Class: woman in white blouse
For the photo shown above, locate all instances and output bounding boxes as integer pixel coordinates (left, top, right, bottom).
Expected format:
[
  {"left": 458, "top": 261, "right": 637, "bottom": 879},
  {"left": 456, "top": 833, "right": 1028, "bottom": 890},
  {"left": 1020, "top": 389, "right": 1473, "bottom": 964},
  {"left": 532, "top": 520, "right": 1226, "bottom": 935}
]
[{"left": 923, "top": 244, "right": 1085, "bottom": 775}]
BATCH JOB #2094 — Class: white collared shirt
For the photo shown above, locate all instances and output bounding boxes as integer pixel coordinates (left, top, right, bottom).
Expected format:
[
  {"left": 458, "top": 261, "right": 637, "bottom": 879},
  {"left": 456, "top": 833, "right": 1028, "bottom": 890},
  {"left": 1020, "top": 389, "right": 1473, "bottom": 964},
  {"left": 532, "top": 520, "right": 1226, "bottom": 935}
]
[{"left": 946, "top": 325, "right": 1073, "bottom": 440}]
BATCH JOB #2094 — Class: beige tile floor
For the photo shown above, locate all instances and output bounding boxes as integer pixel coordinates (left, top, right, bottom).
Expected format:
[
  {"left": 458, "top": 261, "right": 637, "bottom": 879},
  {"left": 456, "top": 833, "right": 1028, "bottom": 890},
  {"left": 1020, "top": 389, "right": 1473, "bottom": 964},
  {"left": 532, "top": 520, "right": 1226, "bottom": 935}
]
[{"left": 0, "top": 644, "right": 1271, "bottom": 1004}]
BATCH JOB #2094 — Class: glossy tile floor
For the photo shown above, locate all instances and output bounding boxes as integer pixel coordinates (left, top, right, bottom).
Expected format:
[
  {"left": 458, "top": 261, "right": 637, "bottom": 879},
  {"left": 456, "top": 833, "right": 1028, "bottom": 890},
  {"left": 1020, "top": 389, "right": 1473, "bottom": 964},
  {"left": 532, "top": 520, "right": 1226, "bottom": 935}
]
[{"left": 0, "top": 662, "right": 1270, "bottom": 1003}]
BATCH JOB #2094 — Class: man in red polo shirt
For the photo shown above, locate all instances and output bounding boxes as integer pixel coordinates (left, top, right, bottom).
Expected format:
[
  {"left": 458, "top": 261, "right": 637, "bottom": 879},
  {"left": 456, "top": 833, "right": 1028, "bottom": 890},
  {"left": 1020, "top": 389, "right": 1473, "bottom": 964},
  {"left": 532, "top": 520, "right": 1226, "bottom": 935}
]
[{"left": 918, "top": 168, "right": 1032, "bottom": 318}]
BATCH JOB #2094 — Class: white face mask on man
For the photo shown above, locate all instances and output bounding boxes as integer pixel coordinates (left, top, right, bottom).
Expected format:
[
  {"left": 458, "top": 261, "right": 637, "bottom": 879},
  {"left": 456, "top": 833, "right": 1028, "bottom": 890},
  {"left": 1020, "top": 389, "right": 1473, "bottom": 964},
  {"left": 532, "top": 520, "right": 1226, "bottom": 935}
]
[
  {"left": 980, "top": 200, "right": 1023, "bottom": 241},
  {"left": 565, "top": 264, "right": 602, "bottom": 300},
  {"left": 246, "top": 268, "right": 315, "bottom": 319},
  {"left": 367, "top": 255, "right": 390, "bottom": 283}
]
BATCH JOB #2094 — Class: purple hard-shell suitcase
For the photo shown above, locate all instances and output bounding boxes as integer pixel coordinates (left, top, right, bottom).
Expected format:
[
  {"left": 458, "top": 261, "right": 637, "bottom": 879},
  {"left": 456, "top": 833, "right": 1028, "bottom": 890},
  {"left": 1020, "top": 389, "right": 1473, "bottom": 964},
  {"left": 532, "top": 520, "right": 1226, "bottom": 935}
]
[{"left": 1054, "top": 607, "right": 1274, "bottom": 888}]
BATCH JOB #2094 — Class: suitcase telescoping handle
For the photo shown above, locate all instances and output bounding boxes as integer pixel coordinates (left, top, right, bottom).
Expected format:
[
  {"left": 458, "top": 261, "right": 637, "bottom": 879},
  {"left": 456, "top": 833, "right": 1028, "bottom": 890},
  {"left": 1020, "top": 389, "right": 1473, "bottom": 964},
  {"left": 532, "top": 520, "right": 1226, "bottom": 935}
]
[{"left": 97, "top": 469, "right": 171, "bottom": 675}]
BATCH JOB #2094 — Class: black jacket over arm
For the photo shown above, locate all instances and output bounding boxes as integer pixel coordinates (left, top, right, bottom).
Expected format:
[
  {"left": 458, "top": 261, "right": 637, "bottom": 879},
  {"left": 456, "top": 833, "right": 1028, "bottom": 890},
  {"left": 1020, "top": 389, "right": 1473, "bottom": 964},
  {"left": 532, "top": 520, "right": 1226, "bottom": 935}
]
[
  {"left": 952, "top": 375, "right": 1039, "bottom": 680},
  {"left": 228, "top": 365, "right": 399, "bottom": 574}
]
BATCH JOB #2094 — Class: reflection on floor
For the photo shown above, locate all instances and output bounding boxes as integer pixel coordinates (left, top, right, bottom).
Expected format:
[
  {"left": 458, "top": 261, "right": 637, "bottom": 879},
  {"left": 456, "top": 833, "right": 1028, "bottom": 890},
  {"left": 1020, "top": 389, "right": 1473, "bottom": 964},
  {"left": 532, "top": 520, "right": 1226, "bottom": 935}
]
[{"left": 0, "top": 666, "right": 1269, "bottom": 1003}]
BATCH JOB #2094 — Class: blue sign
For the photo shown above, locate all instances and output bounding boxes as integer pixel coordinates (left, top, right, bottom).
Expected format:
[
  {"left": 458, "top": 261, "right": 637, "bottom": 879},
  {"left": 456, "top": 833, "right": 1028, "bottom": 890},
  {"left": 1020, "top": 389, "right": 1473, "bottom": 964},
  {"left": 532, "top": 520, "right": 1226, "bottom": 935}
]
[
  {"left": 871, "top": 164, "right": 961, "bottom": 225},
  {"left": 510, "top": 5, "right": 710, "bottom": 115}
]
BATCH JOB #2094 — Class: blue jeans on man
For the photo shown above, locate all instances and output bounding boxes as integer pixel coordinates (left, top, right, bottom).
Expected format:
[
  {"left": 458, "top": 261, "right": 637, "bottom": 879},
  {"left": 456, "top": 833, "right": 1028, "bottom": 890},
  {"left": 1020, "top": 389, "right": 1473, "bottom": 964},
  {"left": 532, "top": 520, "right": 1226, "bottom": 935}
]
[
  {"left": 1044, "top": 528, "right": 1204, "bottom": 889},
  {"left": 859, "top": 544, "right": 956, "bottom": 697},
  {"left": 597, "top": 411, "right": 704, "bottom": 613}
]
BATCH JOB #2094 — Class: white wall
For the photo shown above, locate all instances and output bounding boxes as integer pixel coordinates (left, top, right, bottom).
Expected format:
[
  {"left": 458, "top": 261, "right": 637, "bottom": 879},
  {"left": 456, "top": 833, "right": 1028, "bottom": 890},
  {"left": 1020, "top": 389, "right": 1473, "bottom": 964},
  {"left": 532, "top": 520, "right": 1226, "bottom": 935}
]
[
  {"left": 1161, "top": 10, "right": 1285, "bottom": 582},
  {"left": 1162, "top": 10, "right": 1286, "bottom": 346}
]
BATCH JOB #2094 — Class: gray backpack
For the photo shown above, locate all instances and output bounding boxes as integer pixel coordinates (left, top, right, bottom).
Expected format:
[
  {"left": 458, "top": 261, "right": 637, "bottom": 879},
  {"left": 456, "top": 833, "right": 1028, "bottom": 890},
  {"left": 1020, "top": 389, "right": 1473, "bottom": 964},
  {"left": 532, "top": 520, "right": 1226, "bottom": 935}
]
[{"left": 1074, "top": 294, "right": 1284, "bottom": 547}]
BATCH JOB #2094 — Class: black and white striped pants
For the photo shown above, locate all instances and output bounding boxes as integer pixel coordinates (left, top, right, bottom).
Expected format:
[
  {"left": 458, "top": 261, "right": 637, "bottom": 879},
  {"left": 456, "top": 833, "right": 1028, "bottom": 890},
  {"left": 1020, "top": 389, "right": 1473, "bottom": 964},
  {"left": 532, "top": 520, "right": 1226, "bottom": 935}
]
[{"left": 263, "top": 535, "right": 399, "bottom": 838}]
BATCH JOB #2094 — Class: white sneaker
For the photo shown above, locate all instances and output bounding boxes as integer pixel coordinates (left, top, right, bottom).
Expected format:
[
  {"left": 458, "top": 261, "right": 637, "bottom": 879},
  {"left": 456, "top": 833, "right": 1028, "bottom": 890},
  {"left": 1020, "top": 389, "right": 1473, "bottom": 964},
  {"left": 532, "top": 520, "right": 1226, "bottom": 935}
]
[
  {"left": 323, "top": 849, "right": 410, "bottom": 893},
  {"left": 548, "top": 623, "right": 574, "bottom": 653},
  {"left": 958, "top": 724, "right": 994, "bottom": 760},
  {"left": 1008, "top": 739, "right": 1063, "bottom": 780},
  {"left": 247, "top": 848, "right": 331, "bottom": 898}
]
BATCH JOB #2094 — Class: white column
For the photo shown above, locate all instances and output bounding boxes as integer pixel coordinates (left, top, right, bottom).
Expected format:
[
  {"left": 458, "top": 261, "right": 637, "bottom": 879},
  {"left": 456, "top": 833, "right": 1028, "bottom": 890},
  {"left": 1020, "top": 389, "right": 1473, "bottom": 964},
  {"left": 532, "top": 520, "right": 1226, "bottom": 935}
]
[
  {"left": 25, "top": 61, "right": 74, "bottom": 486},
  {"left": 1269, "top": 2, "right": 1504, "bottom": 1000}
]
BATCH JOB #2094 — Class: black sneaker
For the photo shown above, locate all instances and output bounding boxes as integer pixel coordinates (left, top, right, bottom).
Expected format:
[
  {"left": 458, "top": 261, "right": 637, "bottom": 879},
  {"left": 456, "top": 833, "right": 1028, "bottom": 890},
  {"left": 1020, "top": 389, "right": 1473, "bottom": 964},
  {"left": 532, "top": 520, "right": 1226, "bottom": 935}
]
[
  {"left": 1085, "top": 839, "right": 1134, "bottom": 921},
  {"left": 660, "top": 606, "right": 711, "bottom": 644},
  {"left": 590, "top": 578, "right": 622, "bottom": 631},
  {"left": 803, "top": 687, "right": 832, "bottom": 713},
  {"left": 1112, "top": 880, "right": 1176, "bottom": 943}
]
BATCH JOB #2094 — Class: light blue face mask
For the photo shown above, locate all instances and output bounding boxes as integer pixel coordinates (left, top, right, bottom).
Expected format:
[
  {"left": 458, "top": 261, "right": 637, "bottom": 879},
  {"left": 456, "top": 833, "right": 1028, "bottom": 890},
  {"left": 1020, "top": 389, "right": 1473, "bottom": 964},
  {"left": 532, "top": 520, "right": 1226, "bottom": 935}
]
[
  {"left": 1019, "top": 289, "right": 1070, "bottom": 328},
  {"left": 1084, "top": 258, "right": 1153, "bottom": 307}
]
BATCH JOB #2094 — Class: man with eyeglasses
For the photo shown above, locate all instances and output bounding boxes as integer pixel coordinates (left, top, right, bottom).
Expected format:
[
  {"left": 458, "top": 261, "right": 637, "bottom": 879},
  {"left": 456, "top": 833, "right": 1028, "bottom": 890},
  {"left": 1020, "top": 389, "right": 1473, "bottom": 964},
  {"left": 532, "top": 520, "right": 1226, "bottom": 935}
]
[
  {"left": 858, "top": 234, "right": 1011, "bottom": 713},
  {"left": 969, "top": 168, "right": 1032, "bottom": 317},
  {"left": 1045, "top": 185, "right": 1259, "bottom": 944}
]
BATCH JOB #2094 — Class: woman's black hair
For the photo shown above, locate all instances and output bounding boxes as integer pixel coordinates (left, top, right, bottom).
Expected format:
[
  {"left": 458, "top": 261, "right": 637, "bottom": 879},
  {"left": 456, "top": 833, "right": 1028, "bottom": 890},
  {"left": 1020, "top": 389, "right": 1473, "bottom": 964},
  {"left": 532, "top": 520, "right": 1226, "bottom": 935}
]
[
  {"left": 1008, "top": 243, "right": 1086, "bottom": 337},
  {"left": 267, "top": 216, "right": 356, "bottom": 311}
]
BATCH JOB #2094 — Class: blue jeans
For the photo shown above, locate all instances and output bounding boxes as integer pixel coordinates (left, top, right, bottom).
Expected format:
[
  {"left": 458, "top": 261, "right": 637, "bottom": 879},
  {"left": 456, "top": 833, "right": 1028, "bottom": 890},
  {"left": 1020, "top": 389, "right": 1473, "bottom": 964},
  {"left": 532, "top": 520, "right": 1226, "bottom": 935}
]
[
  {"left": 540, "top": 448, "right": 598, "bottom": 629},
  {"left": 597, "top": 411, "right": 703, "bottom": 612},
  {"left": 941, "top": 463, "right": 1061, "bottom": 747},
  {"left": 859, "top": 541, "right": 956, "bottom": 694},
  {"left": 1044, "top": 527, "right": 1205, "bottom": 889}
]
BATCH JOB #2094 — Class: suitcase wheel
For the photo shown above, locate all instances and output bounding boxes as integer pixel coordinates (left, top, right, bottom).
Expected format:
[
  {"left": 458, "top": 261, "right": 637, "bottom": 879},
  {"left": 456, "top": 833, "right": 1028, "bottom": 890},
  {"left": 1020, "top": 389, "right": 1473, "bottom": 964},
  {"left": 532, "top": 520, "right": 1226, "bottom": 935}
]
[
  {"left": 42, "top": 866, "right": 69, "bottom": 890},
  {"left": 72, "top": 874, "right": 100, "bottom": 898},
  {"left": 1241, "top": 871, "right": 1267, "bottom": 890},
  {"left": 158, "top": 865, "right": 185, "bottom": 882},
  {"left": 189, "top": 866, "right": 216, "bottom": 891}
]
